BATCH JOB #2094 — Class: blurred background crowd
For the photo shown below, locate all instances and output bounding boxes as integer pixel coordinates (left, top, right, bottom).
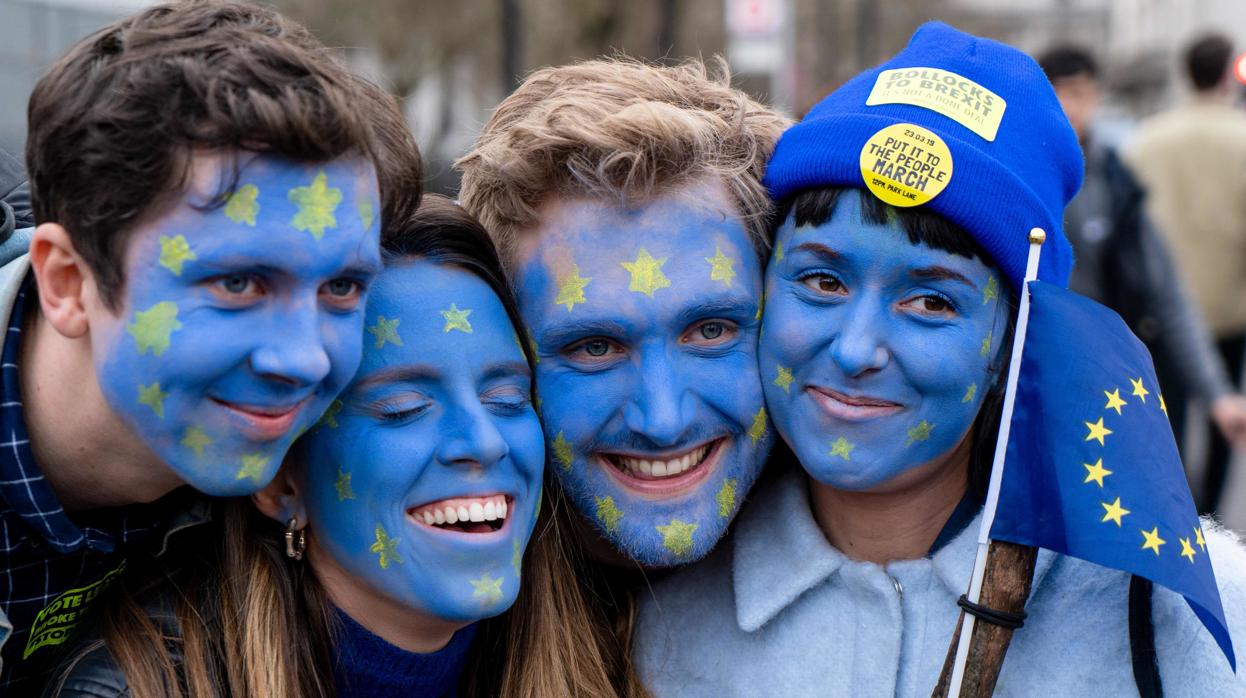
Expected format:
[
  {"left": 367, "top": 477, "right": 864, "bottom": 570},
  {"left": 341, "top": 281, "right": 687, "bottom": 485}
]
[{"left": 0, "top": 0, "right": 1244, "bottom": 524}]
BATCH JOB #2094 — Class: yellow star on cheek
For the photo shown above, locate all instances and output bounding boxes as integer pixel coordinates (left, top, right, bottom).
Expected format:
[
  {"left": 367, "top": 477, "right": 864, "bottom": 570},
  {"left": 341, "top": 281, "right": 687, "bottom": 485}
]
[
  {"left": 318, "top": 399, "right": 343, "bottom": 429},
  {"left": 962, "top": 383, "right": 977, "bottom": 403},
  {"left": 127, "top": 302, "right": 183, "bottom": 357},
  {"left": 137, "top": 382, "right": 168, "bottom": 418},
  {"left": 440, "top": 304, "right": 473, "bottom": 334},
  {"left": 829, "top": 436, "right": 854, "bottom": 460},
  {"left": 716, "top": 478, "right": 737, "bottom": 518},
  {"left": 224, "top": 184, "right": 260, "bottom": 226},
  {"left": 906, "top": 420, "right": 934, "bottom": 446},
  {"left": 367, "top": 315, "right": 403, "bottom": 348},
  {"left": 1083, "top": 458, "right": 1112, "bottom": 487},
  {"left": 1085, "top": 417, "right": 1112, "bottom": 446},
  {"left": 554, "top": 263, "right": 592, "bottom": 311},
  {"left": 334, "top": 469, "right": 355, "bottom": 501},
  {"left": 236, "top": 453, "right": 270, "bottom": 484},
  {"left": 512, "top": 539, "right": 522, "bottom": 577},
  {"left": 982, "top": 275, "right": 999, "bottom": 305},
  {"left": 1195, "top": 526, "right": 1206, "bottom": 551},
  {"left": 1180, "top": 537, "right": 1197, "bottom": 563},
  {"left": 471, "top": 573, "right": 504, "bottom": 605},
  {"left": 370, "top": 524, "right": 402, "bottom": 568},
  {"left": 1130, "top": 377, "right": 1149, "bottom": 403},
  {"left": 980, "top": 331, "right": 993, "bottom": 358},
  {"left": 705, "top": 246, "right": 737, "bottom": 287},
  {"left": 595, "top": 495, "right": 623, "bottom": 533},
  {"left": 552, "top": 431, "right": 573, "bottom": 471},
  {"left": 748, "top": 407, "right": 768, "bottom": 444},
  {"left": 358, "top": 196, "right": 375, "bottom": 230},
  {"left": 774, "top": 365, "right": 794, "bottom": 393},
  {"left": 288, "top": 170, "right": 343, "bottom": 240},
  {"left": 657, "top": 518, "right": 698, "bottom": 557},
  {"left": 180, "top": 427, "right": 212, "bottom": 457},
  {"left": 1100, "top": 497, "right": 1130, "bottom": 526},
  {"left": 1140, "top": 527, "right": 1166, "bottom": 555},
  {"left": 1104, "top": 388, "right": 1127, "bottom": 415},
  {"left": 158, "top": 235, "right": 196, "bottom": 275},
  {"left": 620, "top": 247, "right": 671, "bottom": 298}
]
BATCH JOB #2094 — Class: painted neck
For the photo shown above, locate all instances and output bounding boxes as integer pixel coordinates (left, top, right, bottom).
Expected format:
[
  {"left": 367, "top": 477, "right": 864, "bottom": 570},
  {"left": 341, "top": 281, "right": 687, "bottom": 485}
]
[
  {"left": 808, "top": 433, "right": 973, "bottom": 565},
  {"left": 22, "top": 311, "right": 181, "bottom": 511}
]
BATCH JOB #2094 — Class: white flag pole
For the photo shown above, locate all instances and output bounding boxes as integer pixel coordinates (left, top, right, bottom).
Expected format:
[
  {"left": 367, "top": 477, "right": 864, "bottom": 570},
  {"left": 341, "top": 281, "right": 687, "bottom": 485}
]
[{"left": 946, "top": 228, "right": 1046, "bottom": 696}]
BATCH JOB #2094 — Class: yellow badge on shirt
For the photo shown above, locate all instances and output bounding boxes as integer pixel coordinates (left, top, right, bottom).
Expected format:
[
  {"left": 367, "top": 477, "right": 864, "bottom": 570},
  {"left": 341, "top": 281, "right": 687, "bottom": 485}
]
[{"left": 859, "top": 123, "right": 953, "bottom": 208}]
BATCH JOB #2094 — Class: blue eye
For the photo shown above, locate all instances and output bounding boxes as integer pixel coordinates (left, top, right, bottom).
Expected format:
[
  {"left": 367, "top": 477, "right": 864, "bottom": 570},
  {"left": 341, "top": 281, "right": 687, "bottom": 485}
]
[{"left": 565, "top": 337, "right": 622, "bottom": 364}]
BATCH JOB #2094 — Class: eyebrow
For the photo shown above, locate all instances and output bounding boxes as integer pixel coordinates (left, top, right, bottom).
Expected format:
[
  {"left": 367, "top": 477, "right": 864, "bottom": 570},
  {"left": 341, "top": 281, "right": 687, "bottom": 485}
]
[
  {"left": 909, "top": 266, "right": 977, "bottom": 289},
  {"left": 789, "top": 242, "right": 843, "bottom": 262},
  {"left": 354, "top": 365, "right": 439, "bottom": 390},
  {"left": 539, "top": 319, "right": 631, "bottom": 348},
  {"left": 675, "top": 297, "right": 757, "bottom": 327},
  {"left": 482, "top": 360, "right": 532, "bottom": 382}
]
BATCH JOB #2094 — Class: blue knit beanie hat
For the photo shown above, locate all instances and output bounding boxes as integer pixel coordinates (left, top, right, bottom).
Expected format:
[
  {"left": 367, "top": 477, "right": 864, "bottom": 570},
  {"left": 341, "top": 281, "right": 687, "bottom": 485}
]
[{"left": 764, "top": 22, "right": 1084, "bottom": 292}]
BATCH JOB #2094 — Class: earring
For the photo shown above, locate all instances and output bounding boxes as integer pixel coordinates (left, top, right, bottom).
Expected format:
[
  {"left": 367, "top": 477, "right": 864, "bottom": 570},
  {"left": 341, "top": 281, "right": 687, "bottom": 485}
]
[{"left": 285, "top": 517, "right": 306, "bottom": 560}]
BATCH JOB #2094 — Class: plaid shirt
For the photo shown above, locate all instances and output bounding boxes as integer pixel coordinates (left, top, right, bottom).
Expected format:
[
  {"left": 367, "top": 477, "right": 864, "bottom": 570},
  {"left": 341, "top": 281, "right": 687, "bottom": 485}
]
[{"left": 0, "top": 276, "right": 208, "bottom": 693}]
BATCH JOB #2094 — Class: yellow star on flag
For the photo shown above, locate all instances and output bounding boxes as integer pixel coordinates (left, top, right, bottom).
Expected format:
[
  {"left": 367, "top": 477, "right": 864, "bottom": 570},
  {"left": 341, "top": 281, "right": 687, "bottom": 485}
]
[
  {"left": 1130, "top": 377, "right": 1150, "bottom": 404},
  {"left": 224, "top": 184, "right": 259, "bottom": 226},
  {"left": 705, "top": 246, "right": 737, "bottom": 287},
  {"left": 236, "top": 453, "right": 270, "bottom": 484},
  {"left": 620, "top": 247, "right": 671, "bottom": 298},
  {"left": 657, "top": 518, "right": 698, "bottom": 557},
  {"left": 158, "top": 235, "right": 196, "bottom": 275},
  {"left": 980, "top": 331, "right": 993, "bottom": 358},
  {"left": 906, "top": 420, "right": 934, "bottom": 446},
  {"left": 962, "top": 383, "right": 977, "bottom": 403},
  {"left": 1160, "top": 394, "right": 1168, "bottom": 417},
  {"left": 1103, "top": 388, "right": 1127, "bottom": 415},
  {"left": 748, "top": 407, "right": 768, "bottom": 444},
  {"left": 1195, "top": 526, "right": 1206, "bottom": 552},
  {"left": 137, "top": 382, "right": 168, "bottom": 418},
  {"left": 1084, "top": 417, "right": 1112, "bottom": 446},
  {"left": 982, "top": 275, "right": 999, "bottom": 304},
  {"left": 180, "top": 427, "right": 212, "bottom": 457},
  {"left": 370, "top": 524, "right": 402, "bottom": 568},
  {"left": 595, "top": 495, "right": 623, "bottom": 533},
  {"left": 552, "top": 431, "right": 573, "bottom": 471},
  {"left": 1180, "top": 537, "right": 1197, "bottom": 563},
  {"left": 774, "top": 365, "right": 794, "bottom": 393},
  {"left": 441, "top": 304, "right": 473, "bottom": 334},
  {"left": 1083, "top": 458, "right": 1112, "bottom": 487},
  {"left": 829, "top": 436, "right": 854, "bottom": 461},
  {"left": 335, "top": 468, "right": 355, "bottom": 501},
  {"left": 1140, "top": 527, "right": 1166, "bottom": 556},
  {"left": 288, "top": 170, "right": 342, "bottom": 240},
  {"left": 367, "top": 315, "right": 403, "bottom": 348},
  {"left": 1101, "top": 497, "right": 1130, "bottom": 526},
  {"left": 318, "top": 399, "right": 343, "bottom": 429},
  {"left": 127, "top": 301, "right": 183, "bottom": 357},
  {"left": 471, "top": 573, "right": 504, "bottom": 605},
  {"left": 716, "top": 478, "right": 737, "bottom": 518},
  {"left": 554, "top": 264, "right": 592, "bottom": 311}
]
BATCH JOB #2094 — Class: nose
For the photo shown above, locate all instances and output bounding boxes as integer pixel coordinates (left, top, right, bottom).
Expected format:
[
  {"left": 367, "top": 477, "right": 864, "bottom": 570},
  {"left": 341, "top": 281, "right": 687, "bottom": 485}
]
[
  {"left": 436, "top": 400, "right": 510, "bottom": 469},
  {"left": 249, "top": 303, "right": 332, "bottom": 386},
  {"left": 622, "top": 347, "right": 695, "bottom": 447},
  {"left": 828, "top": 297, "right": 891, "bottom": 378}
]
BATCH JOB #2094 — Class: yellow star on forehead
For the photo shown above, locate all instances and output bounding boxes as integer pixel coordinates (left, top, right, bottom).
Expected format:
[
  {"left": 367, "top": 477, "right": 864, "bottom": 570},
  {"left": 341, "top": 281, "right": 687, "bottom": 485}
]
[
  {"left": 1195, "top": 526, "right": 1206, "bottom": 551},
  {"left": 748, "top": 407, "right": 768, "bottom": 444},
  {"left": 1101, "top": 497, "right": 1130, "bottom": 526},
  {"left": 595, "top": 495, "right": 623, "bottom": 533},
  {"left": 1130, "top": 377, "right": 1149, "bottom": 403},
  {"left": 829, "top": 436, "right": 854, "bottom": 461},
  {"left": 334, "top": 468, "right": 355, "bottom": 501},
  {"left": 358, "top": 196, "right": 375, "bottom": 230},
  {"left": 471, "top": 573, "right": 504, "bottom": 605},
  {"left": 982, "top": 275, "right": 999, "bottom": 304},
  {"left": 236, "top": 453, "right": 269, "bottom": 484},
  {"left": 657, "top": 518, "right": 698, "bottom": 557},
  {"left": 512, "top": 539, "right": 522, "bottom": 577},
  {"left": 1084, "top": 417, "right": 1112, "bottom": 446},
  {"left": 979, "top": 331, "right": 993, "bottom": 358},
  {"left": 1140, "top": 527, "right": 1166, "bottom": 556},
  {"left": 705, "top": 246, "right": 737, "bottom": 287},
  {"left": 440, "top": 303, "right": 473, "bottom": 334},
  {"left": 127, "top": 301, "right": 183, "bottom": 357},
  {"left": 158, "top": 235, "right": 196, "bottom": 275},
  {"left": 906, "top": 420, "right": 934, "bottom": 446},
  {"left": 224, "top": 184, "right": 259, "bottom": 226},
  {"left": 1104, "top": 388, "right": 1127, "bottom": 415},
  {"left": 367, "top": 315, "right": 403, "bottom": 348},
  {"left": 774, "top": 241, "right": 785, "bottom": 262},
  {"left": 620, "top": 247, "right": 671, "bottom": 298},
  {"left": 1083, "top": 458, "right": 1112, "bottom": 487},
  {"left": 289, "top": 170, "right": 342, "bottom": 240},
  {"left": 180, "top": 426, "right": 212, "bottom": 457},
  {"left": 554, "top": 263, "right": 592, "bottom": 311},
  {"left": 962, "top": 383, "right": 977, "bottom": 403},
  {"left": 716, "top": 478, "right": 738, "bottom": 518},
  {"left": 137, "top": 382, "right": 167, "bottom": 418},
  {"left": 1180, "top": 537, "right": 1197, "bottom": 563},
  {"left": 370, "top": 524, "right": 402, "bottom": 569},
  {"left": 774, "top": 365, "right": 794, "bottom": 393},
  {"left": 318, "top": 399, "right": 343, "bottom": 429},
  {"left": 552, "top": 431, "right": 573, "bottom": 471}
]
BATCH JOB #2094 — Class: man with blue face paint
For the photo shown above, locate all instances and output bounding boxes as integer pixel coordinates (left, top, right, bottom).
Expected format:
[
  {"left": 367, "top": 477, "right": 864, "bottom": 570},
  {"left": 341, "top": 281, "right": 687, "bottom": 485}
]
[
  {"left": 0, "top": 3, "right": 412, "bottom": 691},
  {"left": 635, "top": 23, "right": 1246, "bottom": 697}
]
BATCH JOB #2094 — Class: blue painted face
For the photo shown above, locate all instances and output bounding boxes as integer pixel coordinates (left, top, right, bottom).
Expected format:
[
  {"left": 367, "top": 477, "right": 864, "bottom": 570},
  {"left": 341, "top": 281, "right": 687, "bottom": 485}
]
[
  {"left": 297, "top": 261, "right": 544, "bottom": 622},
  {"left": 514, "top": 180, "right": 771, "bottom": 567},
  {"left": 759, "top": 191, "right": 1009, "bottom": 490},
  {"left": 93, "top": 154, "right": 382, "bottom": 496}
]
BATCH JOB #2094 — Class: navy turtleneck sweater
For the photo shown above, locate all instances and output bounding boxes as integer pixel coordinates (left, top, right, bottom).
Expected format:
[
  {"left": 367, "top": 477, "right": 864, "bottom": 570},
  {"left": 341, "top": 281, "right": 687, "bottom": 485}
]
[{"left": 332, "top": 608, "right": 478, "bottom": 698}]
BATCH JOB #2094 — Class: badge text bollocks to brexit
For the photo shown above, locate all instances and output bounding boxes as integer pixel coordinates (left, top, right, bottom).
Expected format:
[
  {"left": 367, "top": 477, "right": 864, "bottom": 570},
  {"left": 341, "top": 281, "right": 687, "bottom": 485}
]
[{"left": 990, "top": 280, "right": 1235, "bottom": 669}]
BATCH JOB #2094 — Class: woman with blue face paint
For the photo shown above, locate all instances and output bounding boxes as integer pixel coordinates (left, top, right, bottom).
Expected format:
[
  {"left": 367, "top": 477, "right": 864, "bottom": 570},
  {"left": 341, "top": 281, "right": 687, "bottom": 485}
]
[{"left": 634, "top": 23, "right": 1246, "bottom": 697}]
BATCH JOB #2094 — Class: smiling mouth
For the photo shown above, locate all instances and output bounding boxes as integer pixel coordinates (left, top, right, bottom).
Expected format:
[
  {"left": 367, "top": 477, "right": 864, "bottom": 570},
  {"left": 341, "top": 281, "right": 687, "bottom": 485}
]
[
  {"left": 212, "top": 397, "right": 311, "bottom": 440},
  {"left": 597, "top": 438, "right": 723, "bottom": 496},
  {"left": 408, "top": 494, "right": 511, "bottom": 534},
  {"left": 808, "top": 386, "right": 903, "bottom": 422}
]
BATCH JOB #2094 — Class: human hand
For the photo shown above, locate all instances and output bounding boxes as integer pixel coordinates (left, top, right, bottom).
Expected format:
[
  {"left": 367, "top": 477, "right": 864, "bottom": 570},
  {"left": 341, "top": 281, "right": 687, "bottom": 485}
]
[{"left": 1211, "top": 394, "right": 1246, "bottom": 450}]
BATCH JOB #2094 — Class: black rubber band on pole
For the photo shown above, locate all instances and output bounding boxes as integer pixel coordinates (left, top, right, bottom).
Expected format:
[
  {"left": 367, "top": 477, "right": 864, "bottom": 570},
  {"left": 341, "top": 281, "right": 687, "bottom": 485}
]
[{"left": 957, "top": 594, "right": 1027, "bottom": 630}]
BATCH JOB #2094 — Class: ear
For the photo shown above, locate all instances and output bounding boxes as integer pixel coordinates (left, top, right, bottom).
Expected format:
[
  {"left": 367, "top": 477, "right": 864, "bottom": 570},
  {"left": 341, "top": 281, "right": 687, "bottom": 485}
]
[
  {"left": 251, "top": 463, "right": 309, "bottom": 528},
  {"left": 29, "top": 223, "right": 96, "bottom": 339}
]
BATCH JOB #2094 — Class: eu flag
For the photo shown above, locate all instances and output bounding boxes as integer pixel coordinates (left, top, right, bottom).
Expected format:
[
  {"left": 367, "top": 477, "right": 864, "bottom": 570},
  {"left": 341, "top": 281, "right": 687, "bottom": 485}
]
[{"left": 989, "top": 280, "right": 1235, "bottom": 669}]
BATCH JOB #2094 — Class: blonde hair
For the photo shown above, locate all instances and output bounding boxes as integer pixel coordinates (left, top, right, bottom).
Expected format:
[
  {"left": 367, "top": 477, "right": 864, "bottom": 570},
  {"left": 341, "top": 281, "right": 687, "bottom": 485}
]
[{"left": 456, "top": 56, "right": 790, "bottom": 269}]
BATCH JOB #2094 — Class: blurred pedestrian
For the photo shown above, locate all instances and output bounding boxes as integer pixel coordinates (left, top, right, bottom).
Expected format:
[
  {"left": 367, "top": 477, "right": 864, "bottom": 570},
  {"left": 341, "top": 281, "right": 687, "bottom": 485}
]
[{"left": 1127, "top": 34, "right": 1246, "bottom": 512}]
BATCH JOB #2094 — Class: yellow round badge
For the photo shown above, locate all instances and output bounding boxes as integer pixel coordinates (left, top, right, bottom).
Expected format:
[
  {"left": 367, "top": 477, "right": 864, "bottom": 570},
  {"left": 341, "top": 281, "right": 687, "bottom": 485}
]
[{"left": 858, "top": 123, "right": 953, "bottom": 207}]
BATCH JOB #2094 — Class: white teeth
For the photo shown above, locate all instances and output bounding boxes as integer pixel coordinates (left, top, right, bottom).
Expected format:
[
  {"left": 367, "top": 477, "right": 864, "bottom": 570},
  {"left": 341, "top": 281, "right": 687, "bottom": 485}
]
[
  {"left": 434, "top": 508, "right": 446, "bottom": 525},
  {"left": 499, "top": 499, "right": 508, "bottom": 519},
  {"left": 468, "top": 503, "right": 484, "bottom": 522},
  {"left": 445, "top": 507, "right": 458, "bottom": 524},
  {"left": 483, "top": 500, "right": 497, "bottom": 520},
  {"left": 423, "top": 511, "right": 435, "bottom": 525},
  {"left": 616, "top": 443, "right": 714, "bottom": 478},
  {"left": 458, "top": 505, "right": 470, "bottom": 522}
]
